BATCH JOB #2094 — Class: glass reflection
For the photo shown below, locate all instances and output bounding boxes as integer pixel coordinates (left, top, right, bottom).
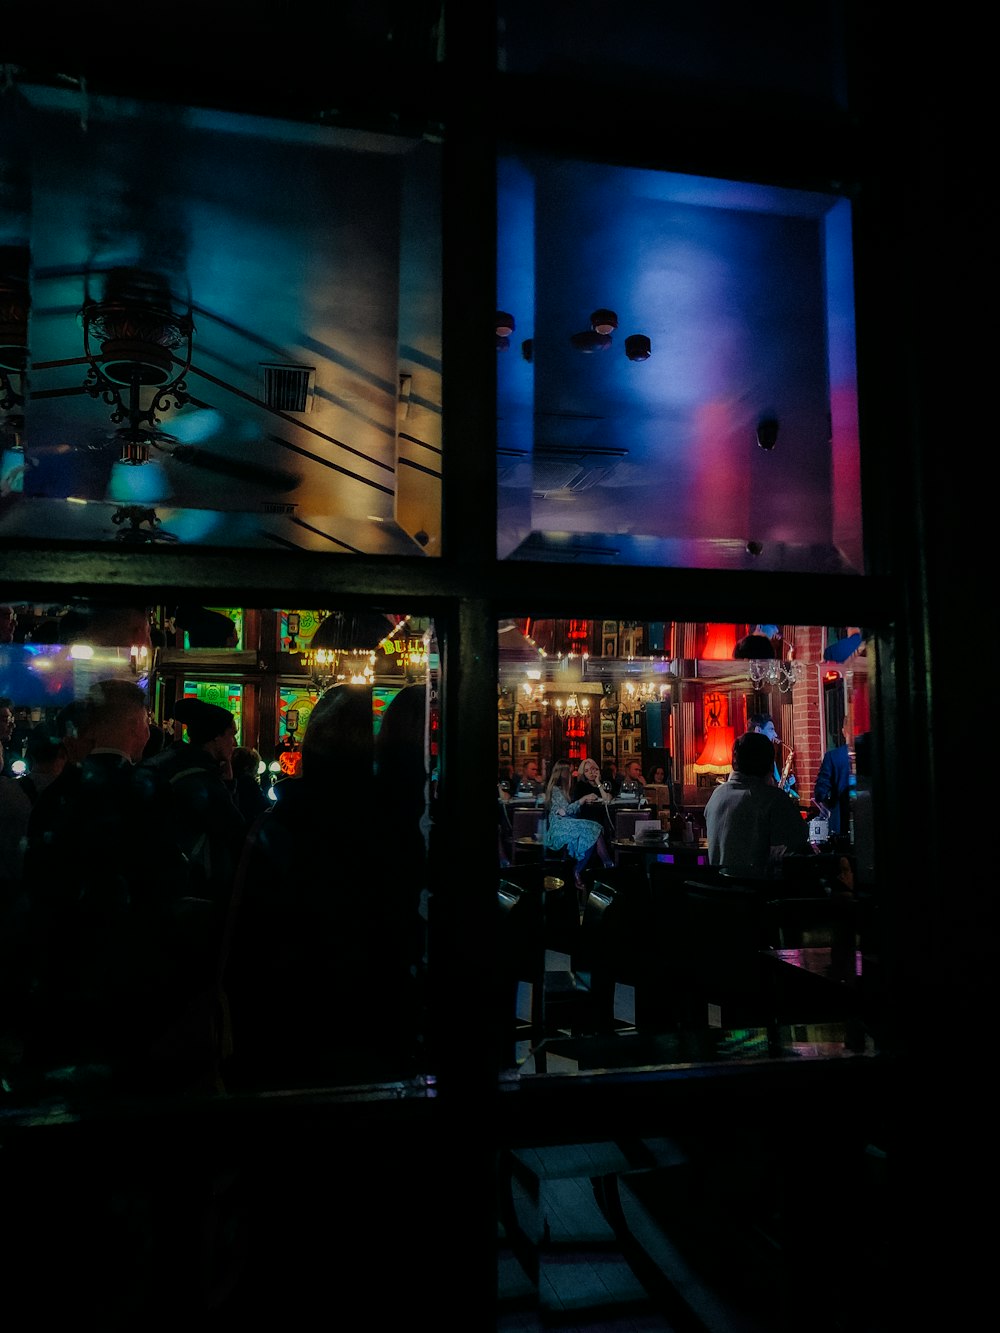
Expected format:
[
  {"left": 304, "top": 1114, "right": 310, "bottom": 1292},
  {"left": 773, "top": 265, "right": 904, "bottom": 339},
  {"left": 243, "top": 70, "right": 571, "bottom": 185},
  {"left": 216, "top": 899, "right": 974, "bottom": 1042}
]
[
  {"left": 497, "top": 155, "right": 861, "bottom": 571},
  {"left": 0, "top": 78, "right": 441, "bottom": 555},
  {"left": 496, "top": 617, "right": 881, "bottom": 1077},
  {"left": 0, "top": 599, "right": 436, "bottom": 1103}
]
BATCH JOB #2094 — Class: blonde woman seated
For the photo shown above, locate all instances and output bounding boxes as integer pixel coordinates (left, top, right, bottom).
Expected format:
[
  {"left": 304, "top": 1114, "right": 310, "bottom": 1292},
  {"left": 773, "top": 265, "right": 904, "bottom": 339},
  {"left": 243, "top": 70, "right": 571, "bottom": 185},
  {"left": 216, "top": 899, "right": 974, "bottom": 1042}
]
[{"left": 543, "top": 759, "right": 613, "bottom": 894}]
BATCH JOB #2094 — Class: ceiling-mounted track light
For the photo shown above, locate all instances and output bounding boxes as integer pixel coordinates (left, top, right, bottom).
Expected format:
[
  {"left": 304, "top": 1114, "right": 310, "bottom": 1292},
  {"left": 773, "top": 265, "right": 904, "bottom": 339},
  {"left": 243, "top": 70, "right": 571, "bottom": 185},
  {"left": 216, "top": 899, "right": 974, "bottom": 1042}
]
[
  {"left": 624, "top": 333, "right": 652, "bottom": 361},
  {"left": 590, "top": 309, "right": 618, "bottom": 336}
]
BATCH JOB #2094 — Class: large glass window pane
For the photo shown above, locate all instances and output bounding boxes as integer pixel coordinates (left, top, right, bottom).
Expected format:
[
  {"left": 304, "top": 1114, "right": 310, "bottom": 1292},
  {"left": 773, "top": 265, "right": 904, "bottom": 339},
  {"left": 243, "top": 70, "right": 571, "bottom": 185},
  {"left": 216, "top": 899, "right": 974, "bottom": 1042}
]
[
  {"left": 497, "top": 156, "right": 861, "bottom": 572},
  {"left": 496, "top": 616, "right": 881, "bottom": 1078},
  {"left": 0, "top": 598, "right": 437, "bottom": 1103},
  {"left": 1, "top": 81, "right": 441, "bottom": 555}
]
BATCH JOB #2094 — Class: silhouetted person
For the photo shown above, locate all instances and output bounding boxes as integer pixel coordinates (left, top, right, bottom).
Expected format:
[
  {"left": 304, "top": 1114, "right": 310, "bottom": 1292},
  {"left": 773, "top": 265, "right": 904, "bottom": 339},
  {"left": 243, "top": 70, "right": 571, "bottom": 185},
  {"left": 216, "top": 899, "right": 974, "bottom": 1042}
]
[
  {"left": 143, "top": 698, "right": 247, "bottom": 917},
  {"left": 222, "top": 684, "right": 418, "bottom": 1090},
  {"left": 228, "top": 745, "right": 269, "bottom": 824},
  {"left": 19, "top": 680, "right": 202, "bottom": 1091}
]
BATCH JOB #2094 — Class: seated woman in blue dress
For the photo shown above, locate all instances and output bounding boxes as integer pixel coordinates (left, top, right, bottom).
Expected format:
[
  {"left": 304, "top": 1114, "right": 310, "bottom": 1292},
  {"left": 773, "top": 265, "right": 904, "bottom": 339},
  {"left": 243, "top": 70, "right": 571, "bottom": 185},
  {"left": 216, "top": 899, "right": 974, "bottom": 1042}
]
[{"left": 543, "top": 759, "right": 613, "bottom": 895}]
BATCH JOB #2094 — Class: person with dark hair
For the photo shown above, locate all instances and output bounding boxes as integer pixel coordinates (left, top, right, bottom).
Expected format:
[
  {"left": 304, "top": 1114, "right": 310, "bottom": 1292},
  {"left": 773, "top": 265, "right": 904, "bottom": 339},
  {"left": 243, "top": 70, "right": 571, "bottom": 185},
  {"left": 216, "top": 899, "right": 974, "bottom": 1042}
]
[
  {"left": 704, "top": 730, "right": 809, "bottom": 876},
  {"left": 221, "top": 684, "right": 419, "bottom": 1089},
  {"left": 228, "top": 745, "right": 269, "bottom": 823},
  {"left": 747, "top": 711, "right": 798, "bottom": 799},
  {"left": 733, "top": 623, "right": 781, "bottom": 659},
  {"left": 143, "top": 698, "right": 247, "bottom": 914},
  {"left": 18, "top": 680, "right": 207, "bottom": 1090}
]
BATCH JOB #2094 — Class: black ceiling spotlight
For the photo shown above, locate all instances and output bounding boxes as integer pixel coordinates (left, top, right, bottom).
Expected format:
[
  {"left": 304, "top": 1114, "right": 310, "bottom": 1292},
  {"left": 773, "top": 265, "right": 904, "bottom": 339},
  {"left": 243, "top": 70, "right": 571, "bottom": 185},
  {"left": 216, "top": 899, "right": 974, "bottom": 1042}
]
[
  {"left": 624, "top": 333, "right": 652, "bottom": 362},
  {"left": 495, "top": 310, "right": 515, "bottom": 351},
  {"left": 590, "top": 308, "right": 618, "bottom": 336},
  {"left": 521, "top": 338, "right": 533, "bottom": 362},
  {"left": 756, "top": 417, "right": 779, "bottom": 450},
  {"left": 746, "top": 539, "right": 764, "bottom": 556}
]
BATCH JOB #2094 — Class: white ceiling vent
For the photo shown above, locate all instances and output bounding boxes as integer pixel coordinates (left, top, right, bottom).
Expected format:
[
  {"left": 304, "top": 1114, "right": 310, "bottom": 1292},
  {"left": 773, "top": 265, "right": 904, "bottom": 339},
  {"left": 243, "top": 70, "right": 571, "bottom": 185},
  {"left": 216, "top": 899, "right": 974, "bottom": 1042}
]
[{"left": 260, "top": 364, "right": 316, "bottom": 413}]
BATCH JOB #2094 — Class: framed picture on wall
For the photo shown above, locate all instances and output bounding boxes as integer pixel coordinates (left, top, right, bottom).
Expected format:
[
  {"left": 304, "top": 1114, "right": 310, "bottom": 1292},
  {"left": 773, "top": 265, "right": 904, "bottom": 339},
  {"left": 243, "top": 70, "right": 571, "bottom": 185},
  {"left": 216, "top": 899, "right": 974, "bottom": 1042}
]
[
  {"left": 529, "top": 710, "right": 541, "bottom": 728},
  {"left": 602, "top": 620, "right": 617, "bottom": 636},
  {"left": 498, "top": 719, "right": 512, "bottom": 736},
  {"left": 518, "top": 736, "right": 529, "bottom": 754},
  {"left": 530, "top": 738, "right": 540, "bottom": 753},
  {"left": 623, "top": 737, "right": 631, "bottom": 753},
  {"left": 600, "top": 718, "right": 616, "bottom": 735},
  {"left": 603, "top": 738, "right": 614, "bottom": 756},
  {"left": 603, "top": 638, "right": 616, "bottom": 656},
  {"left": 517, "top": 712, "right": 530, "bottom": 731},
  {"left": 499, "top": 738, "right": 511, "bottom": 757}
]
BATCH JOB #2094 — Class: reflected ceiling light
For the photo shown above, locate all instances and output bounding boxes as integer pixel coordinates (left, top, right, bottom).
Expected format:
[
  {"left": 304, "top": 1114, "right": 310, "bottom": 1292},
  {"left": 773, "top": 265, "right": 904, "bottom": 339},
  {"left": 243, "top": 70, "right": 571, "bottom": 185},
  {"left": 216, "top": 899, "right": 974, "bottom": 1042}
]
[
  {"left": 590, "top": 309, "right": 618, "bottom": 336},
  {"left": 756, "top": 417, "right": 779, "bottom": 450},
  {"left": 624, "top": 334, "right": 652, "bottom": 362},
  {"left": 106, "top": 456, "right": 172, "bottom": 504},
  {"left": 570, "top": 330, "right": 613, "bottom": 352},
  {"left": 748, "top": 658, "right": 807, "bottom": 693},
  {"left": 81, "top": 269, "right": 194, "bottom": 419},
  {"left": 496, "top": 310, "right": 515, "bottom": 351}
]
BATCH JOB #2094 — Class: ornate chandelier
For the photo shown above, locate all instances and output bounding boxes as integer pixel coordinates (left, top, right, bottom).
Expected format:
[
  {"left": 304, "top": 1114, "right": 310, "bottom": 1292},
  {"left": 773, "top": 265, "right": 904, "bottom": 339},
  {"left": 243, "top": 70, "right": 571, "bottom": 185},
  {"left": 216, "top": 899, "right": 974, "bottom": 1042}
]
[
  {"left": 747, "top": 657, "right": 807, "bottom": 693},
  {"left": 553, "top": 691, "right": 591, "bottom": 719},
  {"left": 300, "top": 647, "right": 376, "bottom": 691}
]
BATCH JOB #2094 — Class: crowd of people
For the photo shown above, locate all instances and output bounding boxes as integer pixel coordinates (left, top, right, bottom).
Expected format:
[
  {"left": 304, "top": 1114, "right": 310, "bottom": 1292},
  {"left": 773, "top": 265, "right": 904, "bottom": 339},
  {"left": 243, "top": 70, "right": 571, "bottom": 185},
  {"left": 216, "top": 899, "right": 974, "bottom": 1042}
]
[{"left": 0, "top": 681, "right": 430, "bottom": 1100}]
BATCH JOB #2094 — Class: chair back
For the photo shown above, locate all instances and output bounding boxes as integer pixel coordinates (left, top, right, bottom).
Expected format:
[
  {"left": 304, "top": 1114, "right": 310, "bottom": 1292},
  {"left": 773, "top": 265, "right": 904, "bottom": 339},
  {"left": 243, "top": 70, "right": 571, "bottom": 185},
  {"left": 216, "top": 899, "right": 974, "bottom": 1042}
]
[
  {"left": 512, "top": 807, "right": 546, "bottom": 844},
  {"left": 614, "top": 809, "right": 657, "bottom": 841},
  {"left": 767, "top": 895, "right": 859, "bottom": 950}
]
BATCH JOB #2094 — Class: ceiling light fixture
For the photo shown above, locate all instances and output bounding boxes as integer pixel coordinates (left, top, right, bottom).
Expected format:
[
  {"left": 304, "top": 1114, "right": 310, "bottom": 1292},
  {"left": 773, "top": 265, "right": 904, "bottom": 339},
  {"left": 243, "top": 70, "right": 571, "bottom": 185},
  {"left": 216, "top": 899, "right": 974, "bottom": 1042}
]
[
  {"left": 756, "top": 417, "right": 779, "bottom": 450},
  {"left": 495, "top": 310, "right": 515, "bottom": 351},
  {"left": 80, "top": 268, "right": 195, "bottom": 435},
  {"left": 624, "top": 333, "right": 652, "bottom": 361},
  {"left": 590, "top": 309, "right": 618, "bottom": 336}
]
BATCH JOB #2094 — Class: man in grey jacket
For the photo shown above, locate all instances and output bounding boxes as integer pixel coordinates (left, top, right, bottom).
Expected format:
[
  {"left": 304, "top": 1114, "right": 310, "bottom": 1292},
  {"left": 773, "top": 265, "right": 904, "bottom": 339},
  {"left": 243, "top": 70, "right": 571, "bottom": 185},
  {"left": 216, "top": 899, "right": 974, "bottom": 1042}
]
[{"left": 705, "top": 731, "right": 809, "bottom": 876}]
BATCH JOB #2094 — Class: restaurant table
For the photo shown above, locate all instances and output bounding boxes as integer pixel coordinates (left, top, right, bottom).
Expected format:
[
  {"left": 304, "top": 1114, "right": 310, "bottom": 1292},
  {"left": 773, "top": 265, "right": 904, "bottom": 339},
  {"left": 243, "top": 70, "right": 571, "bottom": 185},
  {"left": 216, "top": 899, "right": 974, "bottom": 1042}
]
[
  {"left": 612, "top": 834, "right": 710, "bottom": 870},
  {"left": 760, "top": 945, "right": 878, "bottom": 1047}
]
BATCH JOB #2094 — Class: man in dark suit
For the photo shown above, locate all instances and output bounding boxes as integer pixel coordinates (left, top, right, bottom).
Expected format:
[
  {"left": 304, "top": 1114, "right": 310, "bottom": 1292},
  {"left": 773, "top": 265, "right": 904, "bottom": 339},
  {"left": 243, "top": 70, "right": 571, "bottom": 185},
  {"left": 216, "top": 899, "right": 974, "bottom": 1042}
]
[{"left": 812, "top": 732, "right": 854, "bottom": 836}]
